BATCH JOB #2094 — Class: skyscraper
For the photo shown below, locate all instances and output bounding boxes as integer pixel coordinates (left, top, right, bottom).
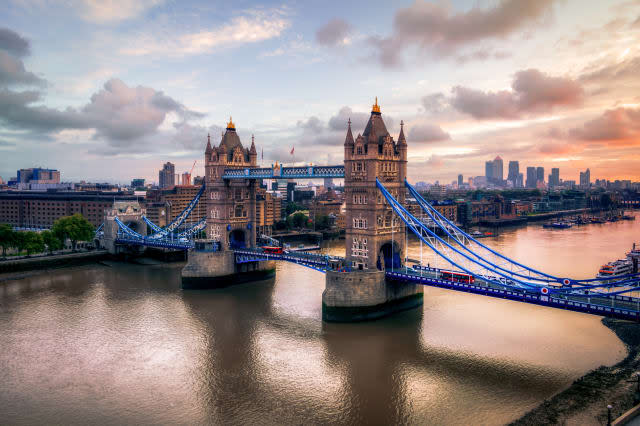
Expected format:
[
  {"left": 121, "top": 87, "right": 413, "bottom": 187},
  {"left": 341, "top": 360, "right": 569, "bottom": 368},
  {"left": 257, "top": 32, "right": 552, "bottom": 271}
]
[
  {"left": 526, "top": 167, "right": 537, "bottom": 188},
  {"left": 549, "top": 168, "right": 560, "bottom": 188},
  {"left": 536, "top": 167, "right": 545, "bottom": 185},
  {"left": 579, "top": 168, "right": 591, "bottom": 188},
  {"left": 485, "top": 161, "right": 494, "bottom": 184},
  {"left": 507, "top": 161, "right": 519, "bottom": 184},
  {"left": 492, "top": 156, "right": 503, "bottom": 185},
  {"left": 457, "top": 174, "right": 463, "bottom": 187},
  {"left": 159, "top": 162, "right": 175, "bottom": 189}
]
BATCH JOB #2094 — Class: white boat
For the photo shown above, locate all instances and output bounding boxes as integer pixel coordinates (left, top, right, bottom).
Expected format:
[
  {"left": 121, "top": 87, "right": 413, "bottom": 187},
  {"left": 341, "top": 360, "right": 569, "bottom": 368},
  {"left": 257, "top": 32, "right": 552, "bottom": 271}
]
[{"left": 597, "top": 259, "right": 633, "bottom": 278}]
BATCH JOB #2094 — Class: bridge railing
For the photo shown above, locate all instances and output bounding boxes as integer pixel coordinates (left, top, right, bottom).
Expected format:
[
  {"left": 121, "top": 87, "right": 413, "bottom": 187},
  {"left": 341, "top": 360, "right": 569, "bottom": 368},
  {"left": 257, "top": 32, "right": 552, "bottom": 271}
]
[{"left": 222, "top": 165, "right": 345, "bottom": 179}]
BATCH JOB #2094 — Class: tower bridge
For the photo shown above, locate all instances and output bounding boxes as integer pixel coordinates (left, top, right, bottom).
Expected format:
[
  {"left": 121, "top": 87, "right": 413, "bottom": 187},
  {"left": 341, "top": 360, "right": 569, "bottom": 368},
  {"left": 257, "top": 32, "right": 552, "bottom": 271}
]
[{"left": 107, "top": 99, "right": 640, "bottom": 322}]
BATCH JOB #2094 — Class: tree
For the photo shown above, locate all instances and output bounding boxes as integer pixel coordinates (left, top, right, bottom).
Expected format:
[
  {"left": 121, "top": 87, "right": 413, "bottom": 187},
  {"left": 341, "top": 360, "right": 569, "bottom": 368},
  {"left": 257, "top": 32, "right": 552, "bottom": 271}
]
[
  {"left": 285, "top": 202, "right": 305, "bottom": 216},
  {"left": 292, "top": 212, "right": 308, "bottom": 229},
  {"left": 21, "top": 232, "right": 44, "bottom": 256},
  {"left": 0, "top": 223, "right": 16, "bottom": 257},
  {"left": 13, "top": 231, "right": 27, "bottom": 255},
  {"left": 314, "top": 214, "right": 331, "bottom": 230},
  {"left": 41, "top": 230, "right": 63, "bottom": 254},
  {"left": 52, "top": 214, "right": 94, "bottom": 251}
]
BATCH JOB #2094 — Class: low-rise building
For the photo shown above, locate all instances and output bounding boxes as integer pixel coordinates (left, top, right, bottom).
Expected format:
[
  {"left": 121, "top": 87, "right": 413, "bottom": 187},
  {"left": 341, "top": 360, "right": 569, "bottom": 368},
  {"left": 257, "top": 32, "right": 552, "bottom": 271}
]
[{"left": 0, "top": 191, "right": 138, "bottom": 228}]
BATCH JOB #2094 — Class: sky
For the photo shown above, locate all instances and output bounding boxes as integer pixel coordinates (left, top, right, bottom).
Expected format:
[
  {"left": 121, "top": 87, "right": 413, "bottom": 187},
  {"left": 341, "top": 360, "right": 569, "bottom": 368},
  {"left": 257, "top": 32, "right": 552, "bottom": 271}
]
[{"left": 0, "top": 0, "right": 639, "bottom": 185}]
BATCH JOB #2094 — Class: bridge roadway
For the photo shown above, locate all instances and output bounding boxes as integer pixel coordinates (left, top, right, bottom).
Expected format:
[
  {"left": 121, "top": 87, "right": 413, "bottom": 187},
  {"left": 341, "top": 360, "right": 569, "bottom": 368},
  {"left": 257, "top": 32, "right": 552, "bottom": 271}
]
[
  {"left": 116, "top": 235, "right": 194, "bottom": 250},
  {"left": 234, "top": 248, "right": 640, "bottom": 322},
  {"left": 387, "top": 268, "right": 640, "bottom": 322}
]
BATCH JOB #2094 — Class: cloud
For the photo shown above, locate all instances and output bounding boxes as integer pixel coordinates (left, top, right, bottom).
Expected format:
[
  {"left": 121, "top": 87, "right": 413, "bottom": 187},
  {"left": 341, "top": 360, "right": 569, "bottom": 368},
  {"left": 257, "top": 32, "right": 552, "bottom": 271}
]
[
  {"left": 569, "top": 107, "right": 640, "bottom": 143},
  {"left": 316, "top": 18, "right": 352, "bottom": 47},
  {"left": 0, "top": 88, "right": 89, "bottom": 132},
  {"left": 425, "top": 154, "right": 444, "bottom": 168},
  {"left": 450, "top": 69, "right": 583, "bottom": 119},
  {"left": 421, "top": 93, "right": 447, "bottom": 114},
  {"left": 580, "top": 56, "right": 640, "bottom": 85},
  {"left": 408, "top": 123, "right": 450, "bottom": 142},
  {"left": 172, "top": 122, "right": 223, "bottom": 151},
  {"left": 328, "top": 106, "right": 370, "bottom": 132},
  {"left": 0, "top": 28, "right": 30, "bottom": 57},
  {"left": 0, "top": 79, "right": 203, "bottom": 146},
  {"left": 455, "top": 49, "right": 512, "bottom": 63},
  {"left": 297, "top": 116, "right": 324, "bottom": 133},
  {"left": 369, "top": 0, "right": 556, "bottom": 67},
  {"left": 120, "top": 9, "right": 290, "bottom": 56},
  {"left": 75, "top": 0, "right": 163, "bottom": 23},
  {"left": 0, "top": 51, "right": 46, "bottom": 87},
  {"left": 82, "top": 79, "right": 203, "bottom": 142}
]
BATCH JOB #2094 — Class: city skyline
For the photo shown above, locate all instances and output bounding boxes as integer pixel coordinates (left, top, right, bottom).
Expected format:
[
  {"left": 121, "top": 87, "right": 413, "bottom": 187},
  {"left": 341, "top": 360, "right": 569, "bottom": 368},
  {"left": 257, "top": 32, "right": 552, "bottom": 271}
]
[{"left": 0, "top": 0, "right": 639, "bottom": 184}]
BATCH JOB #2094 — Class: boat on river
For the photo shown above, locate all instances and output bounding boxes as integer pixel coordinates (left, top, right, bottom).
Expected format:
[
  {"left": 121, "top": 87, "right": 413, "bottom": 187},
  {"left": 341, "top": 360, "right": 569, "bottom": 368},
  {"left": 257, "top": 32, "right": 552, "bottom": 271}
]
[{"left": 543, "top": 222, "right": 572, "bottom": 229}]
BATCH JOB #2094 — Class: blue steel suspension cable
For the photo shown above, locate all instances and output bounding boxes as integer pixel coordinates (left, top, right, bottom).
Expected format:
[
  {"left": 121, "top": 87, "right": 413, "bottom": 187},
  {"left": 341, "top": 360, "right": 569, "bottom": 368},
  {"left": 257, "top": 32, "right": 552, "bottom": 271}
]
[
  {"left": 406, "top": 179, "right": 640, "bottom": 285},
  {"left": 379, "top": 183, "right": 640, "bottom": 301},
  {"left": 377, "top": 179, "right": 542, "bottom": 290}
]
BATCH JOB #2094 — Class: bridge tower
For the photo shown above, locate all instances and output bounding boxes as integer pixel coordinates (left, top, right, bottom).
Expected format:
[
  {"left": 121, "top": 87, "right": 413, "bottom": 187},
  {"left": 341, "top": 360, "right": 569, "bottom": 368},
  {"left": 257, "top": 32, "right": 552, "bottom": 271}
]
[
  {"left": 322, "top": 99, "right": 423, "bottom": 321},
  {"left": 204, "top": 118, "right": 258, "bottom": 250},
  {"left": 344, "top": 97, "right": 407, "bottom": 271},
  {"left": 182, "top": 118, "right": 274, "bottom": 289}
]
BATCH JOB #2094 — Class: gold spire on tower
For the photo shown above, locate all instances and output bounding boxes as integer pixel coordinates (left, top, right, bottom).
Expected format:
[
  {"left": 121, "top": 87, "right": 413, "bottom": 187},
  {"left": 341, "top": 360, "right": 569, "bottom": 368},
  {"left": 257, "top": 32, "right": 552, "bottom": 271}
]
[
  {"left": 227, "top": 116, "right": 236, "bottom": 130},
  {"left": 372, "top": 97, "right": 381, "bottom": 113}
]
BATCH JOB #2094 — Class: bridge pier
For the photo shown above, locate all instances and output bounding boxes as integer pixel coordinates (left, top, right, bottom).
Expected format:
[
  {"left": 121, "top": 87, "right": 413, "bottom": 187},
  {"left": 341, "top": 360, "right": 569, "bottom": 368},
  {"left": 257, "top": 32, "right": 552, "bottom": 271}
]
[
  {"left": 181, "top": 249, "right": 275, "bottom": 289},
  {"left": 322, "top": 270, "right": 423, "bottom": 322}
]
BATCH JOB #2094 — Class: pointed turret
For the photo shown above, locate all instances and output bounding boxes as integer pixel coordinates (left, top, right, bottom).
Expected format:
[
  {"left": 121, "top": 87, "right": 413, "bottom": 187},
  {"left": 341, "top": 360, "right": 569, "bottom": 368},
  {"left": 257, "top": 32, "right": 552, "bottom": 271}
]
[
  {"left": 363, "top": 97, "right": 389, "bottom": 146},
  {"left": 249, "top": 134, "right": 257, "bottom": 166},
  {"left": 398, "top": 120, "right": 407, "bottom": 146},
  {"left": 205, "top": 133, "right": 212, "bottom": 153},
  {"left": 344, "top": 118, "right": 354, "bottom": 146}
]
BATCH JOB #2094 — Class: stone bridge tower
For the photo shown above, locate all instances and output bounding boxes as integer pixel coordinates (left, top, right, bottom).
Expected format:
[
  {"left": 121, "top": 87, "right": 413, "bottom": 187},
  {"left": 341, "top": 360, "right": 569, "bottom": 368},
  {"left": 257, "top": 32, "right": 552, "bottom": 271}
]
[
  {"left": 204, "top": 118, "right": 258, "bottom": 250},
  {"left": 344, "top": 98, "right": 407, "bottom": 270},
  {"left": 323, "top": 99, "right": 422, "bottom": 322}
]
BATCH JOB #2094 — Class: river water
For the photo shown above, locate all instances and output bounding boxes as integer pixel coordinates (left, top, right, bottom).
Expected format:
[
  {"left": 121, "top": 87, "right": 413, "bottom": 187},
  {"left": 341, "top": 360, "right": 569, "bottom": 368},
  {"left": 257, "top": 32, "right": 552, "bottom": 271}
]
[{"left": 1, "top": 214, "right": 638, "bottom": 425}]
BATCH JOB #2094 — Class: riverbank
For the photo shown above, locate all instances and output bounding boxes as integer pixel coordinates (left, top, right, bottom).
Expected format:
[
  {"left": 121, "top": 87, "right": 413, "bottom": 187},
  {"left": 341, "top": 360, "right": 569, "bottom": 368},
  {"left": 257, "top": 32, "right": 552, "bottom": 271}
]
[
  {"left": 512, "top": 318, "right": 640, "bottom": 425},
  {"left": 0, "top": 250, "right": 109, "bottom": 274}
]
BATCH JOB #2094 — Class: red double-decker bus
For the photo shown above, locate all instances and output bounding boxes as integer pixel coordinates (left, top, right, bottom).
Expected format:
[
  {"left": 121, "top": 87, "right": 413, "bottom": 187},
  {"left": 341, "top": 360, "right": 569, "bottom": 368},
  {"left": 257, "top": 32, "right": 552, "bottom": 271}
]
[
  {"left": 262, "top": 246, "right": 283, "bottom": 254},
  {"left": 440, "top": 270, "right": 475, "bottom": 284}
]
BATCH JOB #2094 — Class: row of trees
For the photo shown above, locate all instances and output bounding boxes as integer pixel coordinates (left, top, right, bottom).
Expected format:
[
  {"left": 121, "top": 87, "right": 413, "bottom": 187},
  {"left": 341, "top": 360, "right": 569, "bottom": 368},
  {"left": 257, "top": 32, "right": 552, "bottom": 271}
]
[
  {"left": 273, "top": 211, "right": 332, "bottom": 231},
  {"left": 0, "top": 214, "right": 95, "bottom": 257}
]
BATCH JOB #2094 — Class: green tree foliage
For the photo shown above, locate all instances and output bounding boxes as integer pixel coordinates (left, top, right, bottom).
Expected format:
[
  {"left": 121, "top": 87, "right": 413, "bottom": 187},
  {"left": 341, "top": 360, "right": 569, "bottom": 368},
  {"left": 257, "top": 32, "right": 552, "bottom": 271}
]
[
  {"left": 21, "top": 232, "right": 44, "bottom": 256},
  {"left": 52, "top": 214, "right": 94, "bottom": 251},
  {"left": 0, "top": 223, "right": 16, "bottom": 257},
  {"left": 41, "top": 230, "right": 63, "bottom": 254},
  {"left": 285, "top": 202, "right": 305, "bottom": 216},
  {"left": 314, "top": 214, "right": 331, "bottom": 230},
  {"left": 274, "top": 220, "right": 287, "bottom": 230},
  {"left": 291, "top": 212, "right": 309, "bottom": 229}
]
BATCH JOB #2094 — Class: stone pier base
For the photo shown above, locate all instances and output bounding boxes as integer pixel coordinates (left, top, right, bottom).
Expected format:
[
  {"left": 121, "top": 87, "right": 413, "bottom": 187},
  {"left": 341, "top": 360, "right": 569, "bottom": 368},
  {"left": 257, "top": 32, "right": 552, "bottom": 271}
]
[
  {"left": 322, "top": 270, "right": 423, "bottom": 322},
  {"left": 181, "top": 250, "right": 275, "bottom": 289}
]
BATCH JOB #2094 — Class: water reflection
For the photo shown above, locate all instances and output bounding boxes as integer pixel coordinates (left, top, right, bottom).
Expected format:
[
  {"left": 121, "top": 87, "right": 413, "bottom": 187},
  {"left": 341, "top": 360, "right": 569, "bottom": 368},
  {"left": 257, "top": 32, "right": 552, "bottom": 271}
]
[{"left": 0, "top": 215, "right": 637, "bottom": 424}]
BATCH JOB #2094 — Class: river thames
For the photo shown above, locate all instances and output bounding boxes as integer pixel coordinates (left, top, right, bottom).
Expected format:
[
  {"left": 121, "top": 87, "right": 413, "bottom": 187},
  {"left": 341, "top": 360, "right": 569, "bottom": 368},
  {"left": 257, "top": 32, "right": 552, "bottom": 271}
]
[{"left": 1, "top": 214, "right": 638, "bottom": 425}]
